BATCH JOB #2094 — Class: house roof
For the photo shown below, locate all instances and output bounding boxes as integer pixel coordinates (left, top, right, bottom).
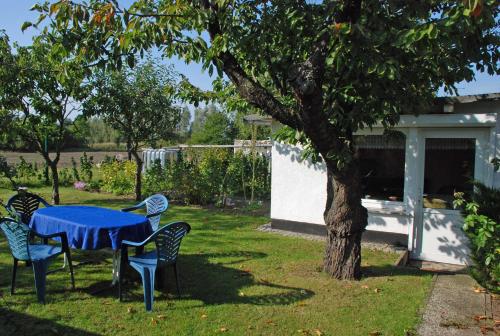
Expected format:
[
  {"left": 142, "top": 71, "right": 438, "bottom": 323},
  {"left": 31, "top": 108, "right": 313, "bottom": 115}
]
[
  {"left": 243, "top": 92, "right": 500, "bottom": 123},
  {"left": 243, "top": 114, "right": 273, "bottom": 126},
  {"left": 438, "top": 92, "right": 500, "bottom": 104}
]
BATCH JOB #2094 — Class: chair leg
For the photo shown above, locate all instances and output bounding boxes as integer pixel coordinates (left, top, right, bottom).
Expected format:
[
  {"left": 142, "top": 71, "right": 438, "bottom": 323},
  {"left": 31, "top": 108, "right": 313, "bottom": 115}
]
[
  {"left": 11, "top": 258, "right": 18, "bottom": 295},
  {"left": 65, "top": 251, "right": 75, "bottom": 290},
  {"left": 139, "top": 267, "right": 156, "bottom": 312},
  {"left": 173, "top": 263, "right": 181, "bottom": 298},
  {"left": 32, "top": 260, "right": 48, "bottom": 304},
  {"left": 118, "top": 249, "right": 128, "bottom": 301}
]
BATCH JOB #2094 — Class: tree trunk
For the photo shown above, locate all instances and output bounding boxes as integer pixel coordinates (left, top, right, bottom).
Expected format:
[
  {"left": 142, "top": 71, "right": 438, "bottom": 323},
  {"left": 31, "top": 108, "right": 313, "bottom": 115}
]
[
  {"left": 131, "top": 151, "right": 143, "bottom": 201},
  {"left": 323, "top": 161, "right": 368, "bottom": 280},
  {"left": 126, "top": 139, "right": 132, "bottom": 161},
  {"left": 49, "top": 162, "right": 60, "bottom": 205}
]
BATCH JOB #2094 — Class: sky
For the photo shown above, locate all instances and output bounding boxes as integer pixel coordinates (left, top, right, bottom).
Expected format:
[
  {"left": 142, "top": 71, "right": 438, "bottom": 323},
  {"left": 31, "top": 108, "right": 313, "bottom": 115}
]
[{"left": 1, "top": 0, "right": 498, "bottom": 100}]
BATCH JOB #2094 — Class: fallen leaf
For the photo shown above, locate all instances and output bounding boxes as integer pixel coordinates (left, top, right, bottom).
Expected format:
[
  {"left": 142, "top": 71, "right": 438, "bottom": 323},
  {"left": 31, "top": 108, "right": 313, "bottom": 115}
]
[
  {"left": 480, "top": 326, "right": 494, "bottom": 334},
  {"left": 157, "top": 315, "right": 166, "bottom": 320},
  {"left": 296, "top": 301, "right": 308, "bottom": 307},
  {"left": 473, "top": 286, "right": 486, "bottom": 293},
  {"left": 369, "top": 332, "right": 382, "bottom": 336},
  {"left": 265, "top": 319, "right": 274, "bottom": 324},
  {"left": 313, "top": 328, "right": 323, "bottom": 335},
  {"left": 219, "top": 327, "right": 228, "bottom": 332},
  {"left": 473, "top": 315, "right": 489, "bottom": 321},
  {"left": 374, "top": 288, "right": 381, "bottom": 293},
  {"left": 151, "top": 317, "right": 158, "bottom": 325},
  {"left": 361, "top": 285, "right": 369, "bottom": 289},
  {"left": 127, "top": 307, "right": 135, "bottom": 314},
  {"left": 201, "top": 314, "right": 208, "bottom": 319}
]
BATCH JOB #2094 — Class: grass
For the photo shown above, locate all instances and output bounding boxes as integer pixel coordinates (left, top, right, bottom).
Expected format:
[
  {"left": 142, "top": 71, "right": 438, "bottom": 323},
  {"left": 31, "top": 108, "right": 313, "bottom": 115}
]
[{"left": 0, "top": 187, "right": 433, "bottom": 336}]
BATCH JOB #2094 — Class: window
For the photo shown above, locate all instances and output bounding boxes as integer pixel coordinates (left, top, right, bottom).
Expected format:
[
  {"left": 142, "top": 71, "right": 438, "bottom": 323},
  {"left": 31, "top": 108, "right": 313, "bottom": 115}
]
[
  {"left": 423, "top": 138, "right": 475, "bottom": 209},
  {"left": 355, "top": 133, "right": 406, "bottom": 202}
]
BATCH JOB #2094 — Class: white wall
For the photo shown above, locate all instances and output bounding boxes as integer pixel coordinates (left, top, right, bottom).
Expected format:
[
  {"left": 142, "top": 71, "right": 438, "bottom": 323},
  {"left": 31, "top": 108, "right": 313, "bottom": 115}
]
[
  {"left": 270, "top": 140, "right": 410, "bottom": 234},
  {"left": 270, "top": 141, "right": 327, "bottom": 225}
]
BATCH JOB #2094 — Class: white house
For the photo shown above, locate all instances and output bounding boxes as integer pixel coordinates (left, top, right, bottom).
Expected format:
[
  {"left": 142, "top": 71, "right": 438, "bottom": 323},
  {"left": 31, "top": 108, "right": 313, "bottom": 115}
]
[{"left": 270, "top": 93, "right": 500, "bottom": 265}]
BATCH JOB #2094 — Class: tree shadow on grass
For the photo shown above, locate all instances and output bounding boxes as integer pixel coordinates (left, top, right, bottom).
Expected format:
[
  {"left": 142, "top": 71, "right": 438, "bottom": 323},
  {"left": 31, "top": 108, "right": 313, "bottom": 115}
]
[
  {"left": 118, "top": 250, "right": 315, "bottom": 307},
  {"left": 0, "top": 308, "right": 101, "bottom": 336}
]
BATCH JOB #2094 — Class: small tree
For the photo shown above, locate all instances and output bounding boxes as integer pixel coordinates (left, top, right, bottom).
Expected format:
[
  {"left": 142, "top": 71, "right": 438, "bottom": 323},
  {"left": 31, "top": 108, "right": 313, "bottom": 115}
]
[
  {"left": 0, "top": 33, "right": 86, "bottom": 204},
  {"left": 189, "top": 108, "right": 236, "bottom": 145},
  {"left": 84, "top": 60, "right": 181, "bottom": 200}
]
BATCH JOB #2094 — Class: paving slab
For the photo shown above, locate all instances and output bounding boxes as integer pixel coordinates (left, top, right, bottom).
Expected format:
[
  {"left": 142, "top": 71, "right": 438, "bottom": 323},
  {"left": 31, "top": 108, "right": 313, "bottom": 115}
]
[{"left": 418, "top": 273, "right": 498, "bottom": 336}]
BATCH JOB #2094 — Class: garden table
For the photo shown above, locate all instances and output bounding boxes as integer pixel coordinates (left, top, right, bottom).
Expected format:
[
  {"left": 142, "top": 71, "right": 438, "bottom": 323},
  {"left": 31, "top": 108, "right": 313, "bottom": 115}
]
[{"left": 29, "top": 205, "right": 152, "bottom": 285}]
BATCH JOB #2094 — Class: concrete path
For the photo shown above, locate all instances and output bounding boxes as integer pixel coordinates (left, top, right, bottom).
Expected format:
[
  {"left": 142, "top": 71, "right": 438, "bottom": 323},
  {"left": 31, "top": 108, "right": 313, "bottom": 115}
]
[{"left": 418, "top": 273, "right": 499, "bottom": 336}]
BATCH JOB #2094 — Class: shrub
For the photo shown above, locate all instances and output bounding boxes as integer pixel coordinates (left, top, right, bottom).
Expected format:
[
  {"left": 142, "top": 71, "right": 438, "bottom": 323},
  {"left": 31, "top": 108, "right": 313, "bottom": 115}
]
[
  {"left": 80, "top": 152, "right": 94, "bottom": 182},
  {"left": 143, "top": 159, "right": 168, "bottom": 196},
  {"left": 143, "top": 148, "right": 271, "bottom": 206},
  {"left": 0, "top": 155, "right": 17, "bottom": 189},
  {"left": 71, "top": 157, "right": 80, "bottom": 181},
  {"left": 100, "top": 160, "right": 136, "bottom": 195},
  {"left": 454, "top": 182, "right": 500, "bottom": 293},
  {"left": 59, "top": 168, "right": 73, "bottom": 186}
]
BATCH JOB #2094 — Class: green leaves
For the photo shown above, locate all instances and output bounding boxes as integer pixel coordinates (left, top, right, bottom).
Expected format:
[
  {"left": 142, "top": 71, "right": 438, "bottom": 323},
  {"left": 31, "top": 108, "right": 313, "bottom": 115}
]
[
  {"left": 456, "top": 182, "right": 500, "bottom": 293},
  {"left": 21, "top": 21, "right": 32, "bottom": 32}
]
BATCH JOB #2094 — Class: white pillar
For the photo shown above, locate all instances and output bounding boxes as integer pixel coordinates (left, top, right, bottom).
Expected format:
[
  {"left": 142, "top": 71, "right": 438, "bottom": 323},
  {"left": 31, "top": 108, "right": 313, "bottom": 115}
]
[{"left": 403, "top": 128, "right": 423, "bottom": 252}]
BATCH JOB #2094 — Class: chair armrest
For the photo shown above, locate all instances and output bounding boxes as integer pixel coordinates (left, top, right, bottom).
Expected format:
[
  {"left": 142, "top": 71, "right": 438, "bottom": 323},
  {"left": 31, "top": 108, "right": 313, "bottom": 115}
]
[
  {"left": 121, "top": 205, "right": 143, "bottom": 212},
  {"left": 146, "top": 210, "right": 165, "bottom": 219},
  {"left": 33, "top": 231, "right": 65, "bottom": 240},
  {"left": 38, "top": 198, "right": 52, "bottom": 208},
  {"left": 33, "top": 231, "right": 70, "bottom": 251},
  {"left": 121, "top": 239, "right": 146, "bottom": 247}
]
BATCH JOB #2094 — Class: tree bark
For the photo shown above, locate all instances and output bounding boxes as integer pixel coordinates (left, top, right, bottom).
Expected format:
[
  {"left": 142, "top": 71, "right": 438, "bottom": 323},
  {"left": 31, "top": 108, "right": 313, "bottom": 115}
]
[
  {"left": 131, "top": 151, "right": 143, "bottom": 201},
  {"left": 323, "top": 160, "right": 367, "bottom": 280},
  {"left": 126, "top": 138, "right": 132, "bottom": 161},
  {"left": 49, "top": 162, "right": 60, "bottom": 205}
]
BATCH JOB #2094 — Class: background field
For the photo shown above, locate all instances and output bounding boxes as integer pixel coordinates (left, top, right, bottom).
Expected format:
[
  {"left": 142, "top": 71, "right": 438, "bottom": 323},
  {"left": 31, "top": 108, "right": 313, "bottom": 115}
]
[{"left": 0, "top": 151, "right": 127, "bottom": 168}]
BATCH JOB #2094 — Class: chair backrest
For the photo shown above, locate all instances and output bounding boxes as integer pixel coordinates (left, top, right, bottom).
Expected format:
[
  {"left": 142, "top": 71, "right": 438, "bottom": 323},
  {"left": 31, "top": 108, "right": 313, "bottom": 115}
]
[
  {"left": 145, "top": 194, "right": 169, "bottom": 231},
  {"left": 154, "top": 222, "right": 190, "bottom": 266},
  {"left": 6, "top": 193, "right": 50, "bottom": 224},
  {"left": 0, "top": 218, "right": 31, "bottom": 261}
]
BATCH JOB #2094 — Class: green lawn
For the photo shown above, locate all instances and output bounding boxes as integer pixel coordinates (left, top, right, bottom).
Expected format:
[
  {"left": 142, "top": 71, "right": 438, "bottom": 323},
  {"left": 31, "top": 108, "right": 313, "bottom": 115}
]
[{"left": 0, "top": 187, "right": 433, "bottom": 336}]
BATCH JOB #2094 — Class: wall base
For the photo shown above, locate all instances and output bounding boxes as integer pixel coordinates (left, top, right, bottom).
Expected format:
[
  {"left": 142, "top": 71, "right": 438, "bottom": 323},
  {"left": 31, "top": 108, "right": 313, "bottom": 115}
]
[{"left": 271, "top": 219, "right": 408, "bottom": 247}]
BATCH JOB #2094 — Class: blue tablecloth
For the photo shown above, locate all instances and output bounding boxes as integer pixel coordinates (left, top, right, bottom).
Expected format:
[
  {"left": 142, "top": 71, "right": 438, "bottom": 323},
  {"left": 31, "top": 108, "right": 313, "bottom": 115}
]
[{"left": 30, "top": 206, "right": 152, "bottom": 250}]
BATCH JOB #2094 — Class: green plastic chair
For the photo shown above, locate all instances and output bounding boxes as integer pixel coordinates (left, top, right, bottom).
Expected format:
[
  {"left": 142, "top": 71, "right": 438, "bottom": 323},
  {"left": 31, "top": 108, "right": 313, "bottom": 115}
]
[
  {"left": 0, "top": 217, "right": 75, "bottom": 304},
  {"left": 121, "top": 194, "right": 169, "bottom": 231},
  {"left": 6, "top": 192, "right": 52, "bottom": 225},
  {"left": 119, "top": 221, "right": 191, "bottom": 311}
]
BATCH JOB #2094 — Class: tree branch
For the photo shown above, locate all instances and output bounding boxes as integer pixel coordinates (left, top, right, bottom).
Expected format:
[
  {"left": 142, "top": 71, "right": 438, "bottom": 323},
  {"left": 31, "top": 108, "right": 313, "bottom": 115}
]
[{"left": 200, "top": 0, "right": 301, "bottom": 130}]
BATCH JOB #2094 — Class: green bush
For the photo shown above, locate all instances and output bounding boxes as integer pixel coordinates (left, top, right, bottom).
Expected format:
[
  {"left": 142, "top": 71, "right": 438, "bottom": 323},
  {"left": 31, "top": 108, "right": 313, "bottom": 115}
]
[
  {"left": 143, "top": 159, "right": 168, "bottom": 196},
  {"left": 80, "top": 152, "right": 94, "bottom": 182},
  {"left": 142, "top": 148, "right": 271, "bottom": 205},
  {"left": 454, "top": 182, "right": 500, "bottom": 293},
  {"left": 100, "top": 160, "right": 136, "bottom": 195},
  {"left": 0, "top": 155, "right": 17, "bottom": 189},
  {"left": 71, "top": 157, "right": 80, "bottom": 181}
]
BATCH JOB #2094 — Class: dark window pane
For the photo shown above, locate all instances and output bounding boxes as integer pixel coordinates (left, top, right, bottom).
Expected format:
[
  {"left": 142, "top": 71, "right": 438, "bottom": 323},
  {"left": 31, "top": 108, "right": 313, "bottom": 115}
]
[
  {"left": 355, "top": 134, "right": 405, "bottom": 202},
  {"left": 423, "top": 138, "right": 475, "bottom": 209}
]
